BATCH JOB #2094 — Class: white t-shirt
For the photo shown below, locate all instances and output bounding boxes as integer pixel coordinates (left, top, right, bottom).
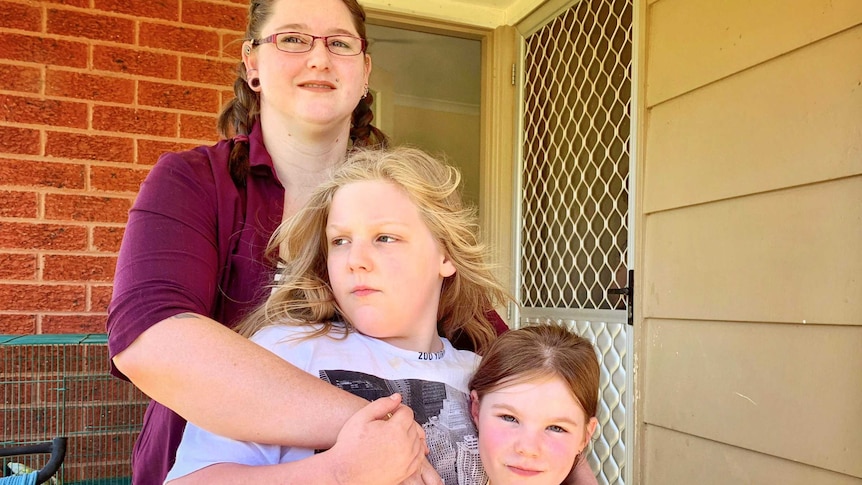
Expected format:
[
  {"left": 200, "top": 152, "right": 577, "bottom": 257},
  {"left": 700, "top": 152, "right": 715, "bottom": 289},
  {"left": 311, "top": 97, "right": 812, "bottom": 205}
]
[{"left": 166, "top": 324, "right": 487, "bottom": 485}]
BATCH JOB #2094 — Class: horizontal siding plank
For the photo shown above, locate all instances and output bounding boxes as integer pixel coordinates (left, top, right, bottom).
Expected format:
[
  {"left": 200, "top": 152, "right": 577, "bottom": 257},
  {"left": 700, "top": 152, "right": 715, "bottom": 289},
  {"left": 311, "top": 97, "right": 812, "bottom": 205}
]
[
  {"left": 643, "top": 425, "right": 862, "bottom": 484},
  {"left": 645, "top": 25, "right": 862, "bottom": 213},
  {"left": 644, "top": 177, "right": 862, "bottom": 325},
  {"left": 642, "top": 319, "right": 862, "bottom": 477},
  {"left": 647, "top": 0, "right": 862, "bottom": 105}
]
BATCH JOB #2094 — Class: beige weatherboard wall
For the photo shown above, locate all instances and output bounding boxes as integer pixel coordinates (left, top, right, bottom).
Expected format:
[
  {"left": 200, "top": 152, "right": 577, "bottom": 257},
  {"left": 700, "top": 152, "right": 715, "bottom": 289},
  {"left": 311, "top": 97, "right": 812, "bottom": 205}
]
[{"left": 640, "top": 0, "right": 862, "bottom": 483}]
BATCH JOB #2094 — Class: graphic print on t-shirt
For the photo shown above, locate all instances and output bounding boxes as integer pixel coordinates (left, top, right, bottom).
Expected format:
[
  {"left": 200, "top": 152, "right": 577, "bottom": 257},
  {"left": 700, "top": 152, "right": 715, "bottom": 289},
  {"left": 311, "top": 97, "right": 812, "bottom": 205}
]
[{"left": 320, "top": 369, "right": 487, "bottom": 485}]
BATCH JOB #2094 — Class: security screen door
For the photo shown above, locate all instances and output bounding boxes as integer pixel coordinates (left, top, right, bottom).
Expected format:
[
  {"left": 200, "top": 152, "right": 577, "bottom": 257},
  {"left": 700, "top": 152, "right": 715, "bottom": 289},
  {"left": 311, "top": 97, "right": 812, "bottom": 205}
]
[{"left": 516, "top": 0, "right": 633, "bottom": 483}]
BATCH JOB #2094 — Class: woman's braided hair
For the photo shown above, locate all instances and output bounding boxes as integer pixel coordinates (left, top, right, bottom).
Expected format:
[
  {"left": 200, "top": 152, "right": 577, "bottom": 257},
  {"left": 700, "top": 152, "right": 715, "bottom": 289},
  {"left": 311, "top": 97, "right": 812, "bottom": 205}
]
[{"left": 217, "top": 0, "right": 389, "bottom": 187}]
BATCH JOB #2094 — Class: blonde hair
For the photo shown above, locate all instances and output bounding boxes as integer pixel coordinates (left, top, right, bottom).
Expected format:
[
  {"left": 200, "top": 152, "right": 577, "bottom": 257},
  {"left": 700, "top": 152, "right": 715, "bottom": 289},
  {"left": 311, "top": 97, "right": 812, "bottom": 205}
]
[{"left": 236, "top": 147, "right": 510, "bottom": 354}]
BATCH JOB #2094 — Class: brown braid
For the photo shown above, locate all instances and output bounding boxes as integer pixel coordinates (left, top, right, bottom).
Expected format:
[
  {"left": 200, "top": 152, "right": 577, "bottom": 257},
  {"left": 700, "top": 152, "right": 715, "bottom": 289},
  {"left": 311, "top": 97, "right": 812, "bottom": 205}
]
[
  {"left": 350, "top": 90, "right": 389, "bottom": 149},
  {"left": 218, "top": 63, "right": 261, "bottom": 187}
]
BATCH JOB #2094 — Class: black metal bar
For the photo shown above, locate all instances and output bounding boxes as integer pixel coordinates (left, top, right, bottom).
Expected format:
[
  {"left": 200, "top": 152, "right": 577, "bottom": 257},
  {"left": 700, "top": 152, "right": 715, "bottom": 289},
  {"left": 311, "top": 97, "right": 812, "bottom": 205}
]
[
  {"left": 606, "top": 269, "right": 634, "bottom": 326},
  {"left": 0, "top": 437, "right": 67, "bottom": 485}
]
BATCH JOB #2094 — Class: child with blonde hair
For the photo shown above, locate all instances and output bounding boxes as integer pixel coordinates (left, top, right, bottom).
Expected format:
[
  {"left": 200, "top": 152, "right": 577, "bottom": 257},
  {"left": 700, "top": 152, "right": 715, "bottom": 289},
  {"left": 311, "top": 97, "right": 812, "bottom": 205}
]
[{"left": 165, "top": 146, "right": 509, "bottom": 485}]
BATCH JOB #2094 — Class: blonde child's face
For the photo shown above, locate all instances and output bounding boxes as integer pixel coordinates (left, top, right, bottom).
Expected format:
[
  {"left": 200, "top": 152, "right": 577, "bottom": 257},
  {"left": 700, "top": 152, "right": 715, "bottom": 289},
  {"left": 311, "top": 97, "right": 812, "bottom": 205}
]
[
  {"left": 470, "top": 375, "right": 598, "bottom": 485},
  {"left": 325, "top": 179, "right": 455, "bottom": 352}
]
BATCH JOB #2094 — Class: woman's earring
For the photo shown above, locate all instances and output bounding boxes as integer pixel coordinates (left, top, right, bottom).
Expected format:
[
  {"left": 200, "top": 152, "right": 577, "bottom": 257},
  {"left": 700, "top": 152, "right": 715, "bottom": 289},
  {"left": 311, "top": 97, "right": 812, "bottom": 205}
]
[
  {"left": 361, "top": 84, "right": 369, "bottom": 99},
  {"left": 247, "top": 69, "right": 260, "bottom": 89}
]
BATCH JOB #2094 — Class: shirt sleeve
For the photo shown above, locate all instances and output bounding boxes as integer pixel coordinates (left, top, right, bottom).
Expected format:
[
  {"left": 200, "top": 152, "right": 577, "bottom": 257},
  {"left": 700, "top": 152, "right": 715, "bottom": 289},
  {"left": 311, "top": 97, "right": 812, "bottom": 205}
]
[{"left": 106, "top": 149, "right": 224, "bottom": 379}]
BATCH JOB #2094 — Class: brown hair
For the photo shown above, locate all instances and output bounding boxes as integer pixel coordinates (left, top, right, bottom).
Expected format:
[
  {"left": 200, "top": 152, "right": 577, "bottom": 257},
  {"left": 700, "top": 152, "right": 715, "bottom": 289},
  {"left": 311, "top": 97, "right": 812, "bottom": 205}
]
[
  {"left": 469, "top": 324, "right": 600, "bottom": 421},
  {"left": 217, "top": 0, "right": 389, "bottom": 187},
  {"left": 236, "top": 147, "right": 510, "bottom": 354}
]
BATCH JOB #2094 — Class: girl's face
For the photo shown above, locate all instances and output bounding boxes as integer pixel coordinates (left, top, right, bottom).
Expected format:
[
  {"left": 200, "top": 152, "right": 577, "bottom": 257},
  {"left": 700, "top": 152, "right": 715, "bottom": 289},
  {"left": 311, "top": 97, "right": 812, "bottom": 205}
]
[
  {"left": 243, "top": 0, "right": 370, "bottom": 130},
  {"left": 325, "top": 179, "right": 456, "bottom": 352},
  {"left": 470, "top": 375, "right": 598, "bottom": 485}
]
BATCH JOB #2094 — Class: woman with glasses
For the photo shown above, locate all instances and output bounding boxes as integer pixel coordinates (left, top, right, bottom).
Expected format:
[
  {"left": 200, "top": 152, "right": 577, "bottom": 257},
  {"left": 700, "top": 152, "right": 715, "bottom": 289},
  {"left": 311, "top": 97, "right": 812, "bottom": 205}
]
[{"left": 106, "top": 0, "right": 507, "bottom": 483}]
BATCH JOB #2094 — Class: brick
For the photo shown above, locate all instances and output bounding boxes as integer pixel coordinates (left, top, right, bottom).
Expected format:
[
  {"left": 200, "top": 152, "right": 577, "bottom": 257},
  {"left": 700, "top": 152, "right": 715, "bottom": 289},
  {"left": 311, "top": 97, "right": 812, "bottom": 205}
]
[
  {"left": 0, "top": 284, "right": 85, "bottom": 311},
  {"left": 139, "top": 80, "right": 219, "bottom": 113},
  {"left": 47, "top": 0, "right": 89, "bottom": 6},
  {"left": 0, "top": 127, "right": 41, "bottom": 156},
  {"left": 0, "top": 158, "right": 85, "bottom": 189},
  {"left": 0, "top": 33, "right": 88, "bottom": 68},
  {"left": 60, "top": 372, "right": 136, "bottom": 403},
  {"left": 43, "top": 255, "right": 117, "bottom": 282},
  {"left": 0, "top": 253, "right": 37, "bottom": 279},
  {"left": 94, "top": 0, "right": 179, "bottom": 21},
  {"left": 0, "top": 190, "right": 37, "bottom": 218},
  {"left": 10, "top": 405, "right": 62, "bottom": 437},
  {"left": 181, "top": 56, "right": 236, "bottom": 86},
  {"left": 93, "top": 45, "right": 178, "bottom": 79},
  {"left": 222, "top": 33, "right": 245, "bottom": 59},
  {"left": 0, "top": 314, "right": 35, "bottom": 333},
  {"left": 90, "top": 284, "right": 113, "bottom": 312},
  {"left": 92, "top": 226, "right": 125, "bottom": 252},
  {"left": 0, "top": 222, "right": 87, "bottom": 250},
  {"left": 180, "top": 113, "right": 218, "bottom": 141},
  {"left": 182, "top": 1, "right": 247, "bottom": 31},
  {"left": 137, "top": 138, "right": 197, "bottom": 165},
  {"left": 46, "top": 132, "right": 134, "bottom": 164},
  {"left": 93, "top": 106, "right": 177, "bottom": 137},
  {"left": 0, "top": 64, "right": 42, "bottom": 93},
  {"left": 45, "top": 194, "right": 131, "bottom": 223},
  {"left": 2, "top": 344, "right": 64, "bottom": 374},
  {"left": 47, "top": 9, "right": 134, "bottom": 44},
  {"left": 0, "top": 1, "right": 42, "bottom": 31},
  {"left": 41, "top": 315, "right": 107, "bottom": 333},
  {"left": 0, "top": 94, "right": 88, "bottom": 128},
  {"left": 46, "top": 70, "right": 135, "bottom": 104},
  {"left": 90, "top": 165, "right": 148, "bottom": 192},
  {"left": 140, "top": 22, "right": 220, "bottom": 56}
]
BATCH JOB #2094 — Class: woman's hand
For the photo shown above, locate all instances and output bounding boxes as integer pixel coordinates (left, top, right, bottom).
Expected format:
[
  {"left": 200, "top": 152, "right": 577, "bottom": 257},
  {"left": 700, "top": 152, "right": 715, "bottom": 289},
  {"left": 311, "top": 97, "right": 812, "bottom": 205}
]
[{"left": 329, "top": 393, "right": 431, "bottom": 485}]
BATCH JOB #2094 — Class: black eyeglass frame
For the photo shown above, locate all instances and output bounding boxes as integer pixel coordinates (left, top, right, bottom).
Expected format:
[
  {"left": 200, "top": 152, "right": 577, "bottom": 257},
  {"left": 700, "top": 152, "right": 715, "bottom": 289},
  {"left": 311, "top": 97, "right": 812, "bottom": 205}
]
[{"left": 251, "top": 32, "right": 368, "bottom": 56}]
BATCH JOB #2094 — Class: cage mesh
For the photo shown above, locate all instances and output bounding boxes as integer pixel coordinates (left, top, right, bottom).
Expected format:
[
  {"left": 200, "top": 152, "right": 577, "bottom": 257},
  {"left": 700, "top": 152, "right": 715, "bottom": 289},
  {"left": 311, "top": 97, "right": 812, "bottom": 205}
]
[
  {"left": 1, "top": 335, "right": 147, "bottom": 484},
  {"left": 521, "top": 0, "right": 632, "bottom": 310}
]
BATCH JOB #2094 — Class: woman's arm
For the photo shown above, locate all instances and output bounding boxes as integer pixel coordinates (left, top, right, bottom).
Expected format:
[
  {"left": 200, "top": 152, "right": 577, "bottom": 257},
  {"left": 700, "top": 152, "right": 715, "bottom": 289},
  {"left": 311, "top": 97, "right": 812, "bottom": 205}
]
[
  {"left": 114, "top": 313, "right": 366, "bottom": 448},
  {"left": 166, "top": 394, "right": 425, "bottom": 485}
]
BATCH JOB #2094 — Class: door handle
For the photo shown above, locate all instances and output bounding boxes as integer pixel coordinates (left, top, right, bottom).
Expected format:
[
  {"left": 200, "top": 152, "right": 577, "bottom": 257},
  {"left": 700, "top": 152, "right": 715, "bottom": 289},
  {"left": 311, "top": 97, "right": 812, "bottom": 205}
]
[{"left": 607, "top": 269, "right": 634, "bottom": 326}]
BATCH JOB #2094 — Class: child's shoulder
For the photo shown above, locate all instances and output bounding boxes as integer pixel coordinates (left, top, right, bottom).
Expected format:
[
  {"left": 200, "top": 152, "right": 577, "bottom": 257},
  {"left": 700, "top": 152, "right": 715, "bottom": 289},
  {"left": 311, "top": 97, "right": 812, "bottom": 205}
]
[{"left": 440, "top": 338, "right": 481, "bottom": 367}]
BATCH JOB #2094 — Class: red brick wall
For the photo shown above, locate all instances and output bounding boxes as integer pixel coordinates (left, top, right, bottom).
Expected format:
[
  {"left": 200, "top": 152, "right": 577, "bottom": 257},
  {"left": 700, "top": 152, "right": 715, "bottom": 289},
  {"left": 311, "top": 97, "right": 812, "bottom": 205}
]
[{"left": 0, "top": 0, "right": 248, "bottom": 334}]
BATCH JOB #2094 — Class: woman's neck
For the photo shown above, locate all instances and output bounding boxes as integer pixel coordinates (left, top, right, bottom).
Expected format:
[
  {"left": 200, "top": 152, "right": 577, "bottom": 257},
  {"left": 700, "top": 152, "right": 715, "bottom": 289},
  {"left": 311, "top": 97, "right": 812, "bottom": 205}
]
[
  {"left": 261, "top": 113, "right": 350, "bottom": 191},
  {"left": 260, "top": 112, "right": 351, "bottom": 217}
]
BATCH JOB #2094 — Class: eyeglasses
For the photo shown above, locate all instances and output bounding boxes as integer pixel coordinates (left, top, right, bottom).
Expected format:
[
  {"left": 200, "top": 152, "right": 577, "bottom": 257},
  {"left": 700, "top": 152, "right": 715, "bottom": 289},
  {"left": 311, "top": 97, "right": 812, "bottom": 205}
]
[{"left": 252, "top": 32, "right": 367, "bottom": 56}]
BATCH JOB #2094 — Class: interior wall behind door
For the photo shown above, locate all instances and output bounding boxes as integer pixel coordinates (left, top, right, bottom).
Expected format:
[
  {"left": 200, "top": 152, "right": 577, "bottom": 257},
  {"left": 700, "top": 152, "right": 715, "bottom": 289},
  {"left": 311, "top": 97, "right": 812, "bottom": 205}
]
[{"left": 366, "top": 25, "right": 483, "bottom": 207}]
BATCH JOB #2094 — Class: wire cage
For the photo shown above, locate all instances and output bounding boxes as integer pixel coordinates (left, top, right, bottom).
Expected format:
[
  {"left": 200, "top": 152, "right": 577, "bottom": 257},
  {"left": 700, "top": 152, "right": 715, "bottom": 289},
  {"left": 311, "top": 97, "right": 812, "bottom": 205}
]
[{"left": 1, "top": 334, "right": 148, "bottom": 484}]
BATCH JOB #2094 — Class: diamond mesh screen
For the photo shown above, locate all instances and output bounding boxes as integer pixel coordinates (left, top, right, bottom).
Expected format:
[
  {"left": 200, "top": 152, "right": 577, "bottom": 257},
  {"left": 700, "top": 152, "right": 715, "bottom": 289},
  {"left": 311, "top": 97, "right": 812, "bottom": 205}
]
[{"left": 521, "top": 0, "right": 632, "bottom": 310}]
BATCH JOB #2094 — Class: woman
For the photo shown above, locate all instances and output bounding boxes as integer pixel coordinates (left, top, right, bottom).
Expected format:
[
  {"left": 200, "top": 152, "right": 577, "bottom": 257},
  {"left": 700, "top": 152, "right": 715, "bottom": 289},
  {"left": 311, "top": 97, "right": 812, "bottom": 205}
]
[{"left": 105, "top": 0, "right": 507, "bottom": 483}]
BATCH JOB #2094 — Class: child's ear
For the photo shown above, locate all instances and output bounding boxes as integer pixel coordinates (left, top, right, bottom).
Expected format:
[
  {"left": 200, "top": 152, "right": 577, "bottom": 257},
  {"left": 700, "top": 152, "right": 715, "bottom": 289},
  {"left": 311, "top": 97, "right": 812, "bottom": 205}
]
[
  {"left": 582, "top": 416, "right": 599, "bottom": 448},
  {"left": 439, "top": 253, "right": 456, "bottom": 278},
  {"left": 469, "top": 390, "right": 480, "bottom": 425}
]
